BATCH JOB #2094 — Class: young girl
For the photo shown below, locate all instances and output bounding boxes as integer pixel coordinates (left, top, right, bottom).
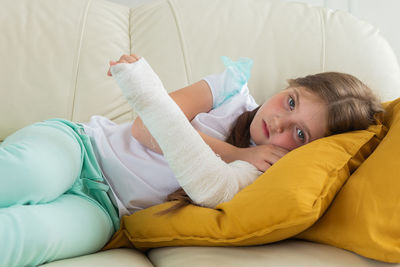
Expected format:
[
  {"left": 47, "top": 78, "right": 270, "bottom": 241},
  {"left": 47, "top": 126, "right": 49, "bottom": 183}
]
[
  {"left": 106, "top": 54, "right": 383, "bottom": 213},
  {"left": 0, "top": 54, "right": 382, "bottom": 266}
]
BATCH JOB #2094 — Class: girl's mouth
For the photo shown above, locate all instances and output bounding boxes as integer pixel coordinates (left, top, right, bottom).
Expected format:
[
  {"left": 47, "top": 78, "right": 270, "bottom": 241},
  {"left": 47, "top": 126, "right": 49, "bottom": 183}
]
[{"left": 263, "top": 120, "right": 269, "bottom": 138}]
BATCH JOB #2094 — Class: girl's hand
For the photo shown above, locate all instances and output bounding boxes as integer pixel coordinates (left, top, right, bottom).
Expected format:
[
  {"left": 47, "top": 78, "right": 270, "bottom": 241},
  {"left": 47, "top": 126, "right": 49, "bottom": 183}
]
[
  {"left": 107, "top": 54, "right": 141, "bottom": 76},
  {"left": 237, "top": 144, "right": 289, "bottom": 172}
]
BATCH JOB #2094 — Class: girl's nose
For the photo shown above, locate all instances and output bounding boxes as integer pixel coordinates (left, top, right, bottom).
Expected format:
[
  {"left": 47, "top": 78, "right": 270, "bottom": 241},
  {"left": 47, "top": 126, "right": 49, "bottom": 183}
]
[{"left": 273, "top": 115, "right": 288, "bottom": 133}]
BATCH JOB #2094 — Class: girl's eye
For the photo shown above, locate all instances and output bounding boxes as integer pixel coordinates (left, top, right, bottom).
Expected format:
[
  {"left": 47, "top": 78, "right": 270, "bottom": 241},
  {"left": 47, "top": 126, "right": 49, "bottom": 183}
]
[
  {"left": 297, "top": 128, "right": 305, "bottom": 142},
  {"left": 288, "top": 96, "right": 295, "bottom": 110}
]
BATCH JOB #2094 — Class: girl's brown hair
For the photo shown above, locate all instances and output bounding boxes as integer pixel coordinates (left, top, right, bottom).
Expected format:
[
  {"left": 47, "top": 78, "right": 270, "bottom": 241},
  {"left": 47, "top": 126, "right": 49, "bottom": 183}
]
[{"left": 158, "top": 72, "right": 383, "bottom": 215}]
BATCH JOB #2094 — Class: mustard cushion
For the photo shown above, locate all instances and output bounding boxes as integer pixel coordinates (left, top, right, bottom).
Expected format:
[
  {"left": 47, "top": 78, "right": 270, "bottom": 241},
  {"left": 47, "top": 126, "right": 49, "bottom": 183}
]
[
  {"left": 296, "top": 98, "right": 400, "bottom": 263},
  {"left": 103, "top": 119, "right": 386, "bottom": 252}
]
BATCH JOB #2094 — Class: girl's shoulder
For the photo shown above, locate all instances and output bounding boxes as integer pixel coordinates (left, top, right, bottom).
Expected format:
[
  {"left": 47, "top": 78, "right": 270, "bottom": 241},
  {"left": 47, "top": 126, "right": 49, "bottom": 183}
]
[
  {"left": 202, "top": 56, "right": 254, "bottom": 109},
  {"left": 211, "top": 83, "right": 258, "bottom": 115}
]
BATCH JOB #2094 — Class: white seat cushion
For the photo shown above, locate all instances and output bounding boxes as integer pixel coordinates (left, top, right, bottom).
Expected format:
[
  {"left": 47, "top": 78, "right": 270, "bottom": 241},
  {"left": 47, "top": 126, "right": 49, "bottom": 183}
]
[
  {"left": 148, "top": 239, "right": 394, "bottom": 267},
  {"left": 40, "top": 248, "right": 153, "bottom": 267}
]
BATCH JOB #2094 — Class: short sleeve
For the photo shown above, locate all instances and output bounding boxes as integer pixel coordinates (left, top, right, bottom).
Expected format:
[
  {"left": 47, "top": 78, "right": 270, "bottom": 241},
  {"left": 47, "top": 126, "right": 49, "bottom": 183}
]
[
  {"left": 202, "top": 72, "right": 226, "bottom": 107},
  {"left": 202, "top": 57, "right": 253, "bottom": 109}
]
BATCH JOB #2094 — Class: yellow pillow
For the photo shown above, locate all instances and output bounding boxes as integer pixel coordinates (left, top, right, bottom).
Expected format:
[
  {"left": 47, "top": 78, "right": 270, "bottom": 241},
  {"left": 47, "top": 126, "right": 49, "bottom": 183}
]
[
  {"left": 296, "top": 98, "right": 400, "bottom": 263},
  {"left": 103, "top": 119, "right": 386, "bottom": 252}
]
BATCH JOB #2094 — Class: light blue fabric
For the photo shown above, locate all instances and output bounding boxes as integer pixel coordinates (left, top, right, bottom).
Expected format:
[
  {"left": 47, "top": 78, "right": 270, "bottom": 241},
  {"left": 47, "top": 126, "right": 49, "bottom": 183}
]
[
  {"left": 0, "top": 119, "right": 119, "bottom": 266},
  {"left": 213, "top": 56, "right": 254, "bottom": 108}
]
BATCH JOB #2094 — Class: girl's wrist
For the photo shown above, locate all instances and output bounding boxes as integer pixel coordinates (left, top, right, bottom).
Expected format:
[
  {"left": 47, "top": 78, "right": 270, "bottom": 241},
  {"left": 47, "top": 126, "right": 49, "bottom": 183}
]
[{"left": 223, "top": 146, "right": 243, "bottom": 163}]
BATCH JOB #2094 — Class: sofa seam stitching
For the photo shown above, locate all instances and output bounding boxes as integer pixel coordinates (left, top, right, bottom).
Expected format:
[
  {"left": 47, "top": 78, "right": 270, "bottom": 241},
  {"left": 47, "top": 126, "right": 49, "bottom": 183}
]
[
  {"left": 70, "top": 0, "right": 92, "bottom": 121},
  {"left": 319, "top": 8, "right": 326, "bottom": 72},
  {"left": 167, "top": 0, "right": 191, "bottom": 85},
  {"left": 129, "top": 8, "right": 132, "bottom": 54}
]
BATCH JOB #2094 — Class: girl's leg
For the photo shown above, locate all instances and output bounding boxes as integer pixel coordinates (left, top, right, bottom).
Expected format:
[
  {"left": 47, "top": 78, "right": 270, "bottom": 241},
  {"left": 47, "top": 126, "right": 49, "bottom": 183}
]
[
  {"left": 0, "top": 122, "right": 82, "bottom": 207},
  {"left": 0, "top": 193, "right": 114, "bottom": 267},
  {"left": 0, "top": 119, "right": 119, "bottom": 266}
]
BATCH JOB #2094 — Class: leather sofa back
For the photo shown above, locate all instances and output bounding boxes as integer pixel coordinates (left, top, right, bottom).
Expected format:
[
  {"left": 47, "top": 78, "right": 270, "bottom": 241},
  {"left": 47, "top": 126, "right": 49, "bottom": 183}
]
[{"left": 1, "top": 0, "right": 400, "bottom": 141}]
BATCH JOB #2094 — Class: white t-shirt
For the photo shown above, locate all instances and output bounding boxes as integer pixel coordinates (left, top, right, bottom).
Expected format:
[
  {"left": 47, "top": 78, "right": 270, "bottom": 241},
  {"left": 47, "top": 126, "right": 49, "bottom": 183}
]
[{"left": 81, "top": 73, "right": 259, "bottom": 217}]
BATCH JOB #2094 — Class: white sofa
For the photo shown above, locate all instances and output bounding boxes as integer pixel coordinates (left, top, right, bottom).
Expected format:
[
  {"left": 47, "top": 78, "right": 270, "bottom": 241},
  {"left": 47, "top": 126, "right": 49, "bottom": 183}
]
[{"left": 1, "top": 0, "right": 400, "bottom": 266}]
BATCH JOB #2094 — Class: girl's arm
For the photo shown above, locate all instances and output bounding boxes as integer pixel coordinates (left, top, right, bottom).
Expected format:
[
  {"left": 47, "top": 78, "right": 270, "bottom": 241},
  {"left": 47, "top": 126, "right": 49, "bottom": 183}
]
[
  {"left": 110, "top": 56, "right": 262, "bottom": 208},
  {"left": 131, "top": 80, "right": 240, "bottom": 163}
]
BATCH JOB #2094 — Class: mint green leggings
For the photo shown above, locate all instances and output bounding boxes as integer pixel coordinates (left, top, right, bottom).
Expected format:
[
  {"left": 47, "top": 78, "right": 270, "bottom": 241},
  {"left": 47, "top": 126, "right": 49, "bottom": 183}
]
[{"left": 0, "top": 119, "right": 120, "bottom": 266}]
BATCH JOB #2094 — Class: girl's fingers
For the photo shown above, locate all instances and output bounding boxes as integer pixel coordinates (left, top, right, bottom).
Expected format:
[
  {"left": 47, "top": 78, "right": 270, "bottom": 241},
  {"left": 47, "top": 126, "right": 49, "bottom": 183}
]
[
  {"left": 120, "top": 54, "right": 137, "bottom": 63},
  {"left": 131, "top": 54, "right": 141, "bottom": 61},
  {"left": 119, "top": 55, "right": 128, "bottom": 61},
  {"left": 108, "top": 54, "right": 141, "bottom": 76},
  {"left": 268, "top": 145, "right": 289, "bottom": 158},
  {"left": 272, "top": 150, "right": 287, "bottom": 159},
  {"left": 258, "top": 161, "right": 271, "bottom": 172},
  {"left": 107, "top": 59, "right": 126, "bottom": 76},
  {"left": 263, "top": 153, "right": 279, "bottom": 165},
  {"left": 108, "top": 61, "right": 117, "bottom": 76}
]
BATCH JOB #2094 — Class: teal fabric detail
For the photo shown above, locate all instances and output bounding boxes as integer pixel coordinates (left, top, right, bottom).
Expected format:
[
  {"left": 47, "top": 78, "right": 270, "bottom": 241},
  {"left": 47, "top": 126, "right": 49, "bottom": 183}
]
[
  {"left": 45, "top": 118, "right": 120, "bottom": 232},
  {"left": 0, "top": 118, "right": 118, "bottom": 266},
  {"left": 213, "top": 56, "right": 254, "bottom": 108}
]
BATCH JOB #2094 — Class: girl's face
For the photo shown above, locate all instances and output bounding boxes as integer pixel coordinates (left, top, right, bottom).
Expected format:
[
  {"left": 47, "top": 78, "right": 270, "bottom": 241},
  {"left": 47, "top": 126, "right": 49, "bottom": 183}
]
[{"left": 250, "top": 87, "right": 328, "bottom": 151}]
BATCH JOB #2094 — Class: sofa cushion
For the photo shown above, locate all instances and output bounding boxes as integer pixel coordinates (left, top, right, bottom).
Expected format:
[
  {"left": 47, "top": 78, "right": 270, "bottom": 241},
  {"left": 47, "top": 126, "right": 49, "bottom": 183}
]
[
  {"left": 296, "top": 98, "right": 400, "bottom": 263},
  {"left": 40, "top": 248, "right": 152, "bottom": 267},
  {"left": 147, "top": 239, "right": 387, "bottom": 267},
  {"left": 3, "top": 0, "right": 400, "bottom": 143},
  {"left": 103, "top": 118, "right": 386, "bottom": 251},
  {"left": 0, "top": 0, "right": 132, "bottom": 142}
]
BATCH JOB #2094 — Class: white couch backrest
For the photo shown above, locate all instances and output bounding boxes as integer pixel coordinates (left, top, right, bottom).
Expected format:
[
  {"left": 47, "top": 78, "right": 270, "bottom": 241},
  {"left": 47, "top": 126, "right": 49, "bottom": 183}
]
[{"left": 1, "top": 0, "right": 400, "bottom": 141}]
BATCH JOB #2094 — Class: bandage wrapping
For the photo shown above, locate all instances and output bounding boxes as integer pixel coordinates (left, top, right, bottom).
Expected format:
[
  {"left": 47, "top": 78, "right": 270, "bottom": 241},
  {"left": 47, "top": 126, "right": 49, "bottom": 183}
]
[{"left": 110, "top": 58, "right": 262, "bottom": 208}]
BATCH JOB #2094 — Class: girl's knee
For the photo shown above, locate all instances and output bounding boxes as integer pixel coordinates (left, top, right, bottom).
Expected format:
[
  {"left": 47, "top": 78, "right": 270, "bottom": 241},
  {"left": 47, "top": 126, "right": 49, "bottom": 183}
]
[{"left": 0, "top": 123, "right": 82, "bottom": 206}]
